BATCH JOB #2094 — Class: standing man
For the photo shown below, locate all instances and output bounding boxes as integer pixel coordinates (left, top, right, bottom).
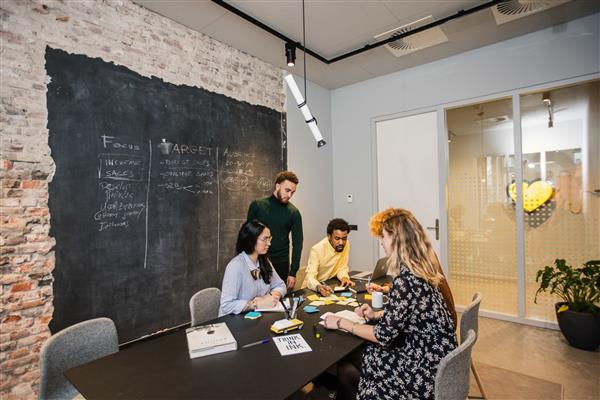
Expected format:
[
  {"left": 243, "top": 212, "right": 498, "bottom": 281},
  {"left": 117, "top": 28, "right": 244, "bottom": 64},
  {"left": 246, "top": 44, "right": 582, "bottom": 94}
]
[
  {"left": 305, "top": 218, "right": 354, "bottom": 297},
  {"left": 247, "top": 171, "right": 303, "bottom": 290}
]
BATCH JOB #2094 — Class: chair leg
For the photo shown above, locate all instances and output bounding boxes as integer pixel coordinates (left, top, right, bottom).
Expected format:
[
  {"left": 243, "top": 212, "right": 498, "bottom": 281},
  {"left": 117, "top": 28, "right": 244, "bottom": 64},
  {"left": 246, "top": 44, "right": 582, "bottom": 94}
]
[{"left": 468, "top": 360, "right": 488, "bottom": 400}]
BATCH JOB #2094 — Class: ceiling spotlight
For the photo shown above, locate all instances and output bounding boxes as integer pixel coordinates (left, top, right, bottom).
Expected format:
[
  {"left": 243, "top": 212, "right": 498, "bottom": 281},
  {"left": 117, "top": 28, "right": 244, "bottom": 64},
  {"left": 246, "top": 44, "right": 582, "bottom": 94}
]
[
  {"left": 285, "top": 42, "right": 296, "bottom": 67},
  {"left": 542, "top": 92, "right": 551, "bottom": 104}
]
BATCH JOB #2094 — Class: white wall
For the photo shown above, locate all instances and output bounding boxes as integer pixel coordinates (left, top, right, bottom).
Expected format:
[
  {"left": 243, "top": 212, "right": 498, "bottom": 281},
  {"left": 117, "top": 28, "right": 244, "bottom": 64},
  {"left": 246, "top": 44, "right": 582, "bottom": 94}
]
[
  {"left": 331, "top": 13, "right": 600, "bottom": 268},
  {"left": 286, "top": 75, "right": 333, "bottom": 266}
]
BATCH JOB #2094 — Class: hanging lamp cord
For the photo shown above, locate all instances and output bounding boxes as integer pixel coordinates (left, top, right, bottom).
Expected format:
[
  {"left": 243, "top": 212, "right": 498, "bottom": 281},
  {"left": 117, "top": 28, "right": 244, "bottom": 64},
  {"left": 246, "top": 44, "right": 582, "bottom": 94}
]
[{"left": 302, "top": 0, "right": 307, "bottom": 102}]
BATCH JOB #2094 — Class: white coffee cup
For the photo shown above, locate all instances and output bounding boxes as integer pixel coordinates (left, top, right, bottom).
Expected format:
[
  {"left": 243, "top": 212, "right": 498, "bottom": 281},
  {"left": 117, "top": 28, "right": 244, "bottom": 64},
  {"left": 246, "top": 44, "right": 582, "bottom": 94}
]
[{"left": 371, "top": 291, "right": 389, "bottom": 308}]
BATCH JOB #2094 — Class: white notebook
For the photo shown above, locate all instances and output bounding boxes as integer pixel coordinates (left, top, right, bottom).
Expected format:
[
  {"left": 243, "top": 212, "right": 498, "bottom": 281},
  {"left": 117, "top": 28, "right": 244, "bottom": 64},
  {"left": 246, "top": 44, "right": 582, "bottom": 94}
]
[
  {"left": 186, "top": 322, "right": 237, "bottom": 359},
  {"left": 320, "top": 310, "right": 366, "bottom": 325}
]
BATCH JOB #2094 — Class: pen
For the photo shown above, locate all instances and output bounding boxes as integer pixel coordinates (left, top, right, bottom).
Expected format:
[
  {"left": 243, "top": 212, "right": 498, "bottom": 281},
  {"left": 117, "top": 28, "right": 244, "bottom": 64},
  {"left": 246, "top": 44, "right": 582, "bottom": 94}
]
[
  {"left": 280, "top": 298, "right": 291, "bottom": 319},
  {"left": 319, "top": 280, "right": 332, "bottom": 294},
  {"left": 242, "top": 338, "right": 270, "bottom": 348}
]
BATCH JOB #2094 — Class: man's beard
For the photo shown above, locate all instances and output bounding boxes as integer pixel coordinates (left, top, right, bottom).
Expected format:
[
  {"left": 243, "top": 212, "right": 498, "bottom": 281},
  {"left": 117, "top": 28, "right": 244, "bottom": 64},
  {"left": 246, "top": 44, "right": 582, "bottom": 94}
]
[{"left": 276, "top": 190, "right": 289, "bottom": 204}]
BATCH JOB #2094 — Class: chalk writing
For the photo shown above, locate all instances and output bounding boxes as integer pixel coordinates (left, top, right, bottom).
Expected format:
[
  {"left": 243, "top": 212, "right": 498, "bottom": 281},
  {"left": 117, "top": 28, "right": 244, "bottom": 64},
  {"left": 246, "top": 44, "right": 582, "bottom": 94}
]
[
  {"left": 98, "top": 154, "right": 145, "bottom": 181},
  {"left": 256, "top": 176, "right": 272, "bottom": 192},
  {"left": 94, "top": 180, "right": 146, "bottom": 232},
  {"left": 101, "top": 135, "right": 141, "bottom": 151}
]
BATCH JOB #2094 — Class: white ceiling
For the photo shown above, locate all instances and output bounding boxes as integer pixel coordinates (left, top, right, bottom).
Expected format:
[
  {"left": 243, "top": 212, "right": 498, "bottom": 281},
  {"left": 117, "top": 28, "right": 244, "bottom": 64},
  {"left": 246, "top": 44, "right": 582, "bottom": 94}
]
[{"left": 134, "top": 1, "right": 599, "bottom": 89}]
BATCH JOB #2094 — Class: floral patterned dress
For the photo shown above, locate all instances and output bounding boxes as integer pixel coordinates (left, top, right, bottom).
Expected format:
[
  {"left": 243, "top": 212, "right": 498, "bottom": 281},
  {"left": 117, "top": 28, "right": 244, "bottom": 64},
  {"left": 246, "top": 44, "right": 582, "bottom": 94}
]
[{"left": 358, "top": 265, "right": 457, "bottom": 399}]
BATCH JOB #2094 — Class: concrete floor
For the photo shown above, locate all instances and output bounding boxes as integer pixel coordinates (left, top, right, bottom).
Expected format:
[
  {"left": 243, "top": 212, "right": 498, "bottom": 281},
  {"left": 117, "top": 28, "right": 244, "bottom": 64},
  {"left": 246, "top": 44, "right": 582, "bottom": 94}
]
[{"left": 474, "top": 317, "right": 599, "bottom": 400}]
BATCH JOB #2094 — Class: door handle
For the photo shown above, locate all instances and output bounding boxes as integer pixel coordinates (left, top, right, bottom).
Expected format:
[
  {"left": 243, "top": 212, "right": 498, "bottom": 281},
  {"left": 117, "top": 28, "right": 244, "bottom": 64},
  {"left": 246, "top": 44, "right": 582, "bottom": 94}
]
[{"left": 426, "top": 219, "right": 439, "bottom": 240}]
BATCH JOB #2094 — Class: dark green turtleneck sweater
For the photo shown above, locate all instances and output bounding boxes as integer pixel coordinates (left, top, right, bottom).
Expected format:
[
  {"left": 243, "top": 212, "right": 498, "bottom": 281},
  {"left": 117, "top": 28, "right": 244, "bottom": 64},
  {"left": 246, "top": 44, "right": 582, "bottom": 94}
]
[{"left": 247, "top": 195, "right": 303, "bottom": 277}]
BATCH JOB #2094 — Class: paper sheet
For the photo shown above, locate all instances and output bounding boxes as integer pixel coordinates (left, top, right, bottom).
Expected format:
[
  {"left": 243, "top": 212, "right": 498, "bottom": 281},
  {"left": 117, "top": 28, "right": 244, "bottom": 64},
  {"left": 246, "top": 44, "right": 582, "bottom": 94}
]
[
  {"left": 273, "top": 334, "right": 312, "bottom": 356},
  {"left": 256, "top": 298, "right": 289, "bottom": 312}
]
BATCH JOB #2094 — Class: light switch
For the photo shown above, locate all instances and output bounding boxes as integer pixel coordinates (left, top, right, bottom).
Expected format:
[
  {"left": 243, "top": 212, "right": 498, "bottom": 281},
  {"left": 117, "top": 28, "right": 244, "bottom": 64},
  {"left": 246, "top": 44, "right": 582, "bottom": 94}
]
[{"left": 346, "top": 194, "right": 353, "bottom": 204}]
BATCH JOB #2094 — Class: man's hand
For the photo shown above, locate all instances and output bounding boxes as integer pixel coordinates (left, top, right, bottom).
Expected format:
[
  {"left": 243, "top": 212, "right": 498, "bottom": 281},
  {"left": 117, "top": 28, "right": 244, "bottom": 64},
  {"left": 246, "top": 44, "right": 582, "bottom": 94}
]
[
  {"left": 318, "top": 284, "right": 332, "bottom": 297},
  {"left": 340, "top": 277, "right": 355, "bottom": 288},
  {"left": 286, "top": 276, "right": 296, "bottom": 290}
]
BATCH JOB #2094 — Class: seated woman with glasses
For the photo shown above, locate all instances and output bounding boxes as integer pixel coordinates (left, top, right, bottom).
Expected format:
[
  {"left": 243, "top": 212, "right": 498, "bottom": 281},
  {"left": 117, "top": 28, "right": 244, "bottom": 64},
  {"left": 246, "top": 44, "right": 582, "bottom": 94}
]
[
  {"left": 323, "top": 208, "right": 458, "bottom": 400},
  {"left": 219, "top": 219, "right": 287, "bottom": 316}
]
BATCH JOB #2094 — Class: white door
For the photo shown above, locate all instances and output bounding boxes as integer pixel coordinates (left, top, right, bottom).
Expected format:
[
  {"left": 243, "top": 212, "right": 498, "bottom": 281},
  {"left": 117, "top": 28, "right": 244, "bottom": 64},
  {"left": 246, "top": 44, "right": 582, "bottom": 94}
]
[{"left": 376, "top": 111, "right": 440, "bottom": 256}]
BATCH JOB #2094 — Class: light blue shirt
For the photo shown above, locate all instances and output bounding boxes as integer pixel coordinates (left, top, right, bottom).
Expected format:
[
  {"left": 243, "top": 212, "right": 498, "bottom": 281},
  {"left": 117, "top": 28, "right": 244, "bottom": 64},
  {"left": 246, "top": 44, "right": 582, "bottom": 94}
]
[{"left": 219, "top": 252, "right": 286, "bottom": 316}]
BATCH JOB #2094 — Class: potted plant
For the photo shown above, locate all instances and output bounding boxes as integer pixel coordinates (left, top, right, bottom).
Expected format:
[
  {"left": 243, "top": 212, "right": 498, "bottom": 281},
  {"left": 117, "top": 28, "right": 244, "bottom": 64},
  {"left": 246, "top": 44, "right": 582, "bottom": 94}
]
[{"left": 535, "top": 259, "right": 600, "bottom": 351}]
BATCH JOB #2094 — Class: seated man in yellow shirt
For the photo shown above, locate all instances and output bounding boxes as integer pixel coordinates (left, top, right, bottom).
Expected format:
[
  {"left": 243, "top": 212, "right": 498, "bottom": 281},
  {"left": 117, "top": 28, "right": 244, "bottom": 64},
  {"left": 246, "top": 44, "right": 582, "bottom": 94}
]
[{"left": 305, "top": 218, "right": 354, "bottom": 296}]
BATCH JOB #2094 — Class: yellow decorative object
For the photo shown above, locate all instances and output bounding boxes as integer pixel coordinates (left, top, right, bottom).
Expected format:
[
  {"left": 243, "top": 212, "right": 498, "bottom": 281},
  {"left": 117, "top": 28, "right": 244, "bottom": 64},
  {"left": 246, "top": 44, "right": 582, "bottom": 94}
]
[
  {"left": 557, "top": 304, "right": 569, "bottom": 314},
  {"left": 508, "top": 181, "right": 553, "bottom": 212}
]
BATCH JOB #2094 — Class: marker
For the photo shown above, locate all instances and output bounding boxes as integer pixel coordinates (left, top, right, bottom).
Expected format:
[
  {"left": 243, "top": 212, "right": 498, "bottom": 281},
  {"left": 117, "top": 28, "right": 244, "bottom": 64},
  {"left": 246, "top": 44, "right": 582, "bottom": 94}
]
[
  {"left": 313, "top": 323, "right": 322, "bottom": 341},
  {"left": 242, "top": 338, "right": 270, "bottom": 348},
  {"left": 290, "top": 298, "right": 298, "bottom": 319}
]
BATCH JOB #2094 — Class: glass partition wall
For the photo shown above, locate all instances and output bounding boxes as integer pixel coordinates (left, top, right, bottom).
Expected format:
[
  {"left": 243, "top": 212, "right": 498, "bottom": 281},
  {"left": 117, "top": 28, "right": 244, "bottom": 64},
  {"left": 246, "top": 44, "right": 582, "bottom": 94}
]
[{"left": 446, "top": 79, "right": 600, "bottom": 325}]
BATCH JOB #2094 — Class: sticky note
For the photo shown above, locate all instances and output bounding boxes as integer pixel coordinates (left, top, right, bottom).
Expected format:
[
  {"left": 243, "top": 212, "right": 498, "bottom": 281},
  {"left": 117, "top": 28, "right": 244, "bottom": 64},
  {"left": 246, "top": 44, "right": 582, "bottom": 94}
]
[
  {"left": 364, "top": 294, "right": 372, "bottom": 300},
  {"left": 310, "top": 301, "right": 325, "bottom": 306},
  {"left": 341, "top": 292, "right": 352, "bottom": 297},
  {"left": 348, "top": 302, "right": 359, "bottom": 307},
  {"left": 245, "top": 311, "right": 262, "bottom": 319},
  {"left": 303, "top": 306, "right": 319, "bottom": 314},
  {"left": 307, "top": 295, "right": 320, "bottom": 301},
  {"left": 324, "top": 300, "right": 334, "bottom": 305}
]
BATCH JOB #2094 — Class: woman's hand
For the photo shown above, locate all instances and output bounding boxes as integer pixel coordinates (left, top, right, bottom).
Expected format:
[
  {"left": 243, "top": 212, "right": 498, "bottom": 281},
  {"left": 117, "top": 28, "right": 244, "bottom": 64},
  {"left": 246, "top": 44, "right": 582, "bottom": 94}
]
[
  {"left": 323, "top": 315, "right": 341, "bottom": 330},
  {"left": 367, "top": 283, "right": 383, "bottom": 293},
  {"left": 255, "top": 295, "right": 278, "bottom": 309},
  {"left": 355, "top": 303, "right": 376, "bottom": 321},
  {"left": 270, "top": 291, "right": 282, "bottom": 301}
]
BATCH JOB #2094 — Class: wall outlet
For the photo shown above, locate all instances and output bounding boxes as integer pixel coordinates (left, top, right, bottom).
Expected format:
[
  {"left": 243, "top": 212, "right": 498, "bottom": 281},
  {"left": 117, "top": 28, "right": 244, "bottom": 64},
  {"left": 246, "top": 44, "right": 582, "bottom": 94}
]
[{"left": 346, "top": 194, "right": 353, "bottom": 203}]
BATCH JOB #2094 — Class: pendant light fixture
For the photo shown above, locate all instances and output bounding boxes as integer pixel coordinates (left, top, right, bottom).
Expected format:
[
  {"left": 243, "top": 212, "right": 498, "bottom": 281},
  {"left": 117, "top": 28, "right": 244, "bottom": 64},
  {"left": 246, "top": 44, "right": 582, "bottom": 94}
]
[{"left": 284, "top": 0, "right": 326, "bottom": 148}]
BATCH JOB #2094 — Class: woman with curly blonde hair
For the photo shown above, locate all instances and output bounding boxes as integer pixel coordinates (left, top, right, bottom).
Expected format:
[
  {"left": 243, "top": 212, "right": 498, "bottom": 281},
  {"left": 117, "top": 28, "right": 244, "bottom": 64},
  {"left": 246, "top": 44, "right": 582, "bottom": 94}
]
[{"left": 324, "top": 208, "right": 457, "bottom": 400}]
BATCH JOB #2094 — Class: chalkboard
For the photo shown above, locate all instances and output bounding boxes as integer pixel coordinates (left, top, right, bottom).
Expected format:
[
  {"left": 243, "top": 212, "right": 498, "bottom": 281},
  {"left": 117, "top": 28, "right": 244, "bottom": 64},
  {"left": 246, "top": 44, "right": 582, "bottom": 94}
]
[{"left": 46, "top": 47, "right": 286, "bottom": 342}]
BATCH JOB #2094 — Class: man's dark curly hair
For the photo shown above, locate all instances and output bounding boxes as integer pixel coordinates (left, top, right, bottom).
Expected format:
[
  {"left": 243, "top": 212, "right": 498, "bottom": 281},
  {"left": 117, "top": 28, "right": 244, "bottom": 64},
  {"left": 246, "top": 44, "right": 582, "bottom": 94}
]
[{"left": 327, "top": 218, "right": 350, "bottom": 235}]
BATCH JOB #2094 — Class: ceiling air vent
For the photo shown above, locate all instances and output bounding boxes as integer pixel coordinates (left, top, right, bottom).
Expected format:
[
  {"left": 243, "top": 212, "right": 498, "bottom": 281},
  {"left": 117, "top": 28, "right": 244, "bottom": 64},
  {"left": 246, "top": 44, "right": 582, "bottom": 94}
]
[
  {"left": 492, "top": 0, "right": 571, "bottom": 25},
  {"left": 375, "top": 16, "right": 448, "bottom": 58}
]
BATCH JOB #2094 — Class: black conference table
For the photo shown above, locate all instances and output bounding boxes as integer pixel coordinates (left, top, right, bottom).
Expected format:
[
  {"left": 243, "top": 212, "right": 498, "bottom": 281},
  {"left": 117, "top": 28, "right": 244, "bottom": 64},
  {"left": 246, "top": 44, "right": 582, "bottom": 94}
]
[{"left": 65, "top": 282, "right": 382, "bottom": 400}]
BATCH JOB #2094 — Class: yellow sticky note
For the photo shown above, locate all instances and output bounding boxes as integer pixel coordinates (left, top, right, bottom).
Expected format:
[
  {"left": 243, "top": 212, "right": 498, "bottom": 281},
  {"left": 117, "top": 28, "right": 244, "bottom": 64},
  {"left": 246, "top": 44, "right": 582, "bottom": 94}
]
[
  {"left": 364, "top": 294, "right": 372, "bottom": 300},
  {"left": 307, "top": 295, "right": 320, "bottom": 301},
  {"left": 324, "top": 300, "right": 334, "bottom": 305}
]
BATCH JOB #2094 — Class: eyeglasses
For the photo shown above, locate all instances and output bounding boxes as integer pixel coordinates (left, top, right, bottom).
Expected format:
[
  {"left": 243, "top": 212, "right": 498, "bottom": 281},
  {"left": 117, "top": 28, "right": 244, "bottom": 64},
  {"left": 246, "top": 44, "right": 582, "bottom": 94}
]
[{"left": 258, "top": 236, "right": 272, "bottom": 244}]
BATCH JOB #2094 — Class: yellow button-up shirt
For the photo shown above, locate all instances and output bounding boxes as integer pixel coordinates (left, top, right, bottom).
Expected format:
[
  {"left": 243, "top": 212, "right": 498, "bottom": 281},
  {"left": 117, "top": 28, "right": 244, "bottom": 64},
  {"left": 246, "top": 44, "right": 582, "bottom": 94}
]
[{"left": 305, "top": 237, "right": 350, "bottom": 291}]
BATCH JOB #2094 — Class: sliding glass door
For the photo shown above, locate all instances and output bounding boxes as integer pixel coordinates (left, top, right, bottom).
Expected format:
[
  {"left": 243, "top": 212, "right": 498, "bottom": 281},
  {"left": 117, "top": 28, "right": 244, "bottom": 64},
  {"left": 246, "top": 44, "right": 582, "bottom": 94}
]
[{"left": 445, "top": 79, "right": 600, "bottom": 325}]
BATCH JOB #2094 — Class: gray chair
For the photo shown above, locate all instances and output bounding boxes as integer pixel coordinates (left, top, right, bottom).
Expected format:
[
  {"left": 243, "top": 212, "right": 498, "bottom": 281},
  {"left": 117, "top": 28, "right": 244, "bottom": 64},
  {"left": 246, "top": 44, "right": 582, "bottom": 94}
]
[
  {"left": 189, "top": 287, "right": 221, "bottom": 326},
  {"left": 460, "top": 292, "right": 487, "bottom": 400},
  {"left": 435, "top": 329, "right": 477, "bottom": 400},
  {"left": 39, "top": 317, "right": 119, "bottom": 400}
]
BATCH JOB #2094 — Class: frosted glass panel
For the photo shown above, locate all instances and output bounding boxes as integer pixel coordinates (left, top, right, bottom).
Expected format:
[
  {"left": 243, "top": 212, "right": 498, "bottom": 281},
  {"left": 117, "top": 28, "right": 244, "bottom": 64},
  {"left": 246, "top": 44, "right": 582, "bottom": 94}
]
[
  {"left": 521, "top": 81, "right": 600, "bottom": 322},
  {"left": 446, "top": 98, "right": 517, "bottom": 314}
]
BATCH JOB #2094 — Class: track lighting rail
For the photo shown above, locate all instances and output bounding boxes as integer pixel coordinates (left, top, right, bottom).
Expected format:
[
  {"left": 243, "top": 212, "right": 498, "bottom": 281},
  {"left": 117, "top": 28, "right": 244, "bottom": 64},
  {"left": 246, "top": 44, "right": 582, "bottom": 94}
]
[{"left": 211, "top": 0, "right": 505, "bottom": 65}]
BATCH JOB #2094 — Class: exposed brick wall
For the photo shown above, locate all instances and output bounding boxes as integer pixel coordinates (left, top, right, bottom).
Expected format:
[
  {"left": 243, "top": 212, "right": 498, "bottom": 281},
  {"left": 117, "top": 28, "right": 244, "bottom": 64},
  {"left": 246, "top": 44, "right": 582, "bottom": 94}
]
[{"left": 0, "top": 1, "right": 285, "bottom": 398}]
